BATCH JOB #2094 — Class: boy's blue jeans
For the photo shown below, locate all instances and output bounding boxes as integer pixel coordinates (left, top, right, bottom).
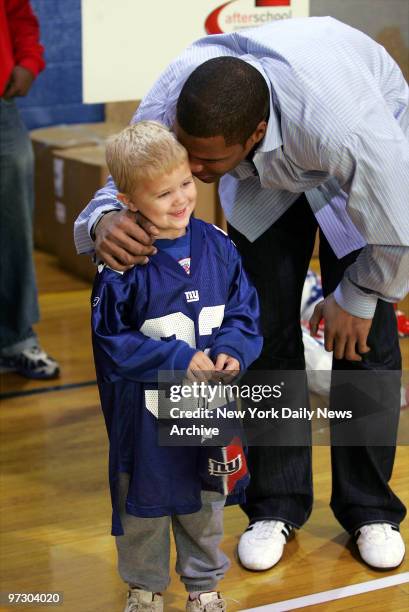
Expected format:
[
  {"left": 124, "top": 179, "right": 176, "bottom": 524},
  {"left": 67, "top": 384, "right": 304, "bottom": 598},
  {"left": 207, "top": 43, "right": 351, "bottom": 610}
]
[{"left": 0, "top": 98, "right": 39, "bottom": 354}]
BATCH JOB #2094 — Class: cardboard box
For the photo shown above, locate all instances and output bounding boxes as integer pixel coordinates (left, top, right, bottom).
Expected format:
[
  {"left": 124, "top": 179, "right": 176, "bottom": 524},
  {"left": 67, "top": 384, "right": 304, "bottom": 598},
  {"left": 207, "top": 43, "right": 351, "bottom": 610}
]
[
  {"left": 30, "top": 122, "right": 121, "bottom": 254},
  {"left": 52, "top": 145, "right": 110, "bottom": 283},
  {"left": 105, "top": 100, "right": 140, "bottom": 126}
]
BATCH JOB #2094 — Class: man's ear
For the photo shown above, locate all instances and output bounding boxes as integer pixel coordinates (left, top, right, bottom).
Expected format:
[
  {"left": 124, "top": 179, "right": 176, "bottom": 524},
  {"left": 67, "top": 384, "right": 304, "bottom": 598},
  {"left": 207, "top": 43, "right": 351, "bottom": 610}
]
[
  {"left": 117, "top": 192, "right": 138, "bottom": 212},
  {"left": 246, "top": 120, "right": 267, "bottom": 149}
]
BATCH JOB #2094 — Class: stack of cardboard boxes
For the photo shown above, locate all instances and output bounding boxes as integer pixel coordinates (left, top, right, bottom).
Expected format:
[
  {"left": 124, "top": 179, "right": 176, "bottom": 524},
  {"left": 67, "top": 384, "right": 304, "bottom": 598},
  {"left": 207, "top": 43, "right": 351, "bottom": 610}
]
[
  {"left": 31, "top": 101, "right": 222, "bottom": 283},
  {"left": 31, "top": 122, "right": 121, "bottom": 281},
  {"left": 31, "top": 121, "right": 121, "bottom": 282}
]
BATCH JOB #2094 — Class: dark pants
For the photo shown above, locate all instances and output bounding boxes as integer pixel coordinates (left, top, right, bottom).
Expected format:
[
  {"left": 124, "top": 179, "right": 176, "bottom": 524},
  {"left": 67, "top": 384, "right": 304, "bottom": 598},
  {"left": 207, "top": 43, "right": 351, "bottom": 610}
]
[{"left": 228, "top": 193, "right": 406, "bottom": 533}]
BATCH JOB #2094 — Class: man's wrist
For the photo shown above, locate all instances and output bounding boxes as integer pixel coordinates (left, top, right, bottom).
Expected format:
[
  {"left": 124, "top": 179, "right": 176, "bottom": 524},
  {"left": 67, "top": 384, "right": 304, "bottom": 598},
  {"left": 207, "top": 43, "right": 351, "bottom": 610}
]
[
  {"left": 90, "top": 209, "right": 118, "bottom": 241},
  {"left": 333, "top": 278, "right": 378, "bottom": 319}
]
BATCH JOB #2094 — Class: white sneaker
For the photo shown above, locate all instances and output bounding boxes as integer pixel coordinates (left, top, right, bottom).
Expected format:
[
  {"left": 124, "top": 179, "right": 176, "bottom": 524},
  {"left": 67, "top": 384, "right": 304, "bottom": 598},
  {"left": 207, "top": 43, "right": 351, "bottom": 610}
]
[
  {"left": 186, "top": 592, "right": 226, "bottom": 611},
  {"left": 237, "top": 520, "right": 293, "bottom": 571},
  {"left": 355, "top": 523, "right": 405, "bottom": 569},
  {"left": 124, "top": 588, "right": 163, "bottom": 612}
]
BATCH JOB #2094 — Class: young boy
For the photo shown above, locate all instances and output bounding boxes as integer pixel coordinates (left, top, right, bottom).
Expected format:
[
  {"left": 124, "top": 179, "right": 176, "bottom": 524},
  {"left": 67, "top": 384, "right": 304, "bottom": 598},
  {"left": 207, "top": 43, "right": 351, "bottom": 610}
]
[{"left": 91, "top": 121, "right": 262, "bottom": 611}]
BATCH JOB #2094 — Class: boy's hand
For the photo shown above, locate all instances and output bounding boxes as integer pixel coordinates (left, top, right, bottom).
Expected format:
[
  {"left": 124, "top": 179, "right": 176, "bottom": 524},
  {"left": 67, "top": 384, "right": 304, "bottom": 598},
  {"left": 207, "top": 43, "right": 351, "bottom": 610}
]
[
  {"left": 213, "top": 353, "right": 240, "bottom": 382},
  {"left": 187, "top": 351, "right": 215, "bottom": 382},
  {"left": 95, "top": 209, "right": 160, "bottom": 270}
]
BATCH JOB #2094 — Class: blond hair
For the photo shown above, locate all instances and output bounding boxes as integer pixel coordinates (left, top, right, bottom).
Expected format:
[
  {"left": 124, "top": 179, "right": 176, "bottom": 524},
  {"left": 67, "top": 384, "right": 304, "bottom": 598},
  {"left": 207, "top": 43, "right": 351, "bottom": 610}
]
[{"left": 105, "top": 121, "right": 188, "bottom": 194}]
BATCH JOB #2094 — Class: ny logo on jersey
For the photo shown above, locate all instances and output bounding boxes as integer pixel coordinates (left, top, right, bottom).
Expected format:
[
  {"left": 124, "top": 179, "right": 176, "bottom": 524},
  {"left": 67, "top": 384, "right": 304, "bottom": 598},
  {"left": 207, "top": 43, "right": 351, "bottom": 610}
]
[
  {"left": 208, "top": 454, "right": 242, "bottom": 476},
  {"left": 185, "top": 290, "right": 199, "bottom": 303}
]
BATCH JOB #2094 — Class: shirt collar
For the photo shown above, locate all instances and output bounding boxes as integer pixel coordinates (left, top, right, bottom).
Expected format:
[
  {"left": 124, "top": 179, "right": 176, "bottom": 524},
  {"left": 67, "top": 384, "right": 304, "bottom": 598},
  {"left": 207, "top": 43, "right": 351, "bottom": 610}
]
[
  {"left": 243, "top": 56, "right": 283, "bottom": 153},
  {"left": 252, "top": 94, "right": 282, "bottom": 178},
  {"left": 228, "top": 55, "right": 283, "bottom": 179}
]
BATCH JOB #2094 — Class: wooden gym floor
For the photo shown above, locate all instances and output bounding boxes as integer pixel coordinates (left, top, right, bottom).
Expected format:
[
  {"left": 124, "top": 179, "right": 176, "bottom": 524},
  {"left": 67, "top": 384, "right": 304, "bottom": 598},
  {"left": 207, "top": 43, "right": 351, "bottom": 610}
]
[{"left": 0, "top": 251, "right": 408, "bottom": 611}]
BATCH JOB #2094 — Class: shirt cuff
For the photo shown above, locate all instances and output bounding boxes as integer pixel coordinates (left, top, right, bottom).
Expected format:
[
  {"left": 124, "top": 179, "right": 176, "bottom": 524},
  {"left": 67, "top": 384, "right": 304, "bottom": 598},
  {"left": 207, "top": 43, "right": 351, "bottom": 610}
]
[
  {"left": 333, "top": 277, "right": 378, "bottom": 319},
  {"left": 175, "top": 346, "right": 199, "bottom": 374},
  {"left": 88, "top": 205, "right": 121, "bottom": 240},
  {"left": 19, "top": 56, "right": 45, "bottom": 79}
]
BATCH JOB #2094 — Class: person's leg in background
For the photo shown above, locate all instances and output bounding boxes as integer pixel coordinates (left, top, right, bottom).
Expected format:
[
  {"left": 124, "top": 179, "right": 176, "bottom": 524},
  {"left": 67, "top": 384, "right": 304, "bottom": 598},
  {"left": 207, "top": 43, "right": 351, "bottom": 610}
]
[
  {"left": 0, "top": 99, "right": 59, "bottom": 379},
  {"left": 227, "top": 193, "right": 318, "bottom": 570},
  {"left": 319, "top": 230, "right": 406, "bottom": 569}
]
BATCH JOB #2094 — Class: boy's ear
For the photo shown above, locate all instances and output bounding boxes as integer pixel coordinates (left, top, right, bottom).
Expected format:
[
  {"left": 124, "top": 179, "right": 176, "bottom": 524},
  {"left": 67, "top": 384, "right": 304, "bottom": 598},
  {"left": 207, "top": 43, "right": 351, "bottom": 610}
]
[
  {"left": 116, "top": 192, "right": 129, "bottom": 205},
  {"left": 117, "top": 192, "right": 138, "bottom": 212}
]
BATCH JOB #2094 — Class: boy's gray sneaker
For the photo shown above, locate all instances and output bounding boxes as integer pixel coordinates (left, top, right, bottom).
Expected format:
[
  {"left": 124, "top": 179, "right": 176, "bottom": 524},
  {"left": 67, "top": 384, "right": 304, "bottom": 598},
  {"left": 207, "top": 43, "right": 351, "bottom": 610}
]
[
  {"left": 186, "top": 592, "right": 226, "bottom": 611},
  {"left": 124, "top": 588, "right": 163, "bottom": 612}
]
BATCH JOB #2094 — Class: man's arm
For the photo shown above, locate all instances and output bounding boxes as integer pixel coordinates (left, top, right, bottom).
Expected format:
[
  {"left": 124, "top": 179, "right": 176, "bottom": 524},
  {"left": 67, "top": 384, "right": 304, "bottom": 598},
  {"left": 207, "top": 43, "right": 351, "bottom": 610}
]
[
  {"left": 311, "top": 110, "right": 409, "bottom": 360},
  {"left": 324, "top": 116, "right": 409, "bottom": 313},
  {"left": 74, "top": 175, "right": 122, "bottom": 255}
]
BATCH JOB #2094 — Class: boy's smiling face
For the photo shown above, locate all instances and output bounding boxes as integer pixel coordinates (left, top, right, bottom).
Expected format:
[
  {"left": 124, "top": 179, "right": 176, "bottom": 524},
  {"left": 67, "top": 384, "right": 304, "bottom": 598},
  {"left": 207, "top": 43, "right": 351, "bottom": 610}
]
[{"left": 119, "top": 160, "right": 196, "bottom": 239}]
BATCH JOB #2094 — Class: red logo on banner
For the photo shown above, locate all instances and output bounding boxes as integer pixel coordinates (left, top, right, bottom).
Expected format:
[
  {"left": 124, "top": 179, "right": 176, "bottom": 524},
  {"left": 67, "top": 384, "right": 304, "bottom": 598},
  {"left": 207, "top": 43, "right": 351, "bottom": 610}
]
[
  {"left": 205, "top": 1, "right": 232, "bottom": 35},
  {"left": 205, "top": 1, "right": 292, "bottom": 35}
]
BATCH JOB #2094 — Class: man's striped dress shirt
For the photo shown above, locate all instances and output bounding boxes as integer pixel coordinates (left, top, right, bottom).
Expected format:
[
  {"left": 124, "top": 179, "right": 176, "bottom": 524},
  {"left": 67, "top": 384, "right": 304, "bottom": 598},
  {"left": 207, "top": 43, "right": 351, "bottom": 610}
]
[{"left": 74, "top": 17, "right": 409, "bottom": 319}]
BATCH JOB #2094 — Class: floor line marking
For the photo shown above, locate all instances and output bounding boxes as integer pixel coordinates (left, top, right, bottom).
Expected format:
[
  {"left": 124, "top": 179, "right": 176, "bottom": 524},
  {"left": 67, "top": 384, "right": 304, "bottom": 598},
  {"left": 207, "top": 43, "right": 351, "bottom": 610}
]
[
  {"left": 0, "top": 379, "right": 97, "bottom": 400},
  {"left": 241, "top": 572, "right": 409, "bottom": 611}
]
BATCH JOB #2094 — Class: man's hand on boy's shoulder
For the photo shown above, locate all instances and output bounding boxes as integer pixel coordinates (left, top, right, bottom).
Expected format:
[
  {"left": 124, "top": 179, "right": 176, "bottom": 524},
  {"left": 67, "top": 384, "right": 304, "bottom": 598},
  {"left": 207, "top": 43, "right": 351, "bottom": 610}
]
[{"left": 94, "top": 209, "right": 160, "bottom": 270}]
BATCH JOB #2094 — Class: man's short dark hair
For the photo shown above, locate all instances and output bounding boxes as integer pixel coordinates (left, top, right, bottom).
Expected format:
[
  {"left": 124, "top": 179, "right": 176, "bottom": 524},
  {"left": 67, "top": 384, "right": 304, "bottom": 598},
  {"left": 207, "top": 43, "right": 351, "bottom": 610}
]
[{"left": 176, "top": 57, "right": 269, "bottom": 145}]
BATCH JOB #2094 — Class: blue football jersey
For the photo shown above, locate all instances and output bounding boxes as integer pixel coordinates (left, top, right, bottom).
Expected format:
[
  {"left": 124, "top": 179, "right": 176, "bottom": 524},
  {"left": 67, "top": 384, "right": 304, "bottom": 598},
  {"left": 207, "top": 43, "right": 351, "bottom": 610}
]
[{"left": 91, "top": 218, "right": 262, "bottom": 535}]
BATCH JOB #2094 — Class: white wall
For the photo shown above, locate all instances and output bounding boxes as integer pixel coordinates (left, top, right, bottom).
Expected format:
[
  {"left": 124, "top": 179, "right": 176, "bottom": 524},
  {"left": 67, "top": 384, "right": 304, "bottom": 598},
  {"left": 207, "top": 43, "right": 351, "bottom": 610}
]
[{"left": 81, "top": 0, "right": 310, "bottom": 103}]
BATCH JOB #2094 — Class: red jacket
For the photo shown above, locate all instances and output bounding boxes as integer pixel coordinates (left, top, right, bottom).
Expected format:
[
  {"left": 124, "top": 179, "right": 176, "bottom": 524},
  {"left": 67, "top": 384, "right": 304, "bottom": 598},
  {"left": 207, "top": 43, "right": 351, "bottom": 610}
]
[{"left": 0, "top": 0, "right": 45, "bottom": 95}]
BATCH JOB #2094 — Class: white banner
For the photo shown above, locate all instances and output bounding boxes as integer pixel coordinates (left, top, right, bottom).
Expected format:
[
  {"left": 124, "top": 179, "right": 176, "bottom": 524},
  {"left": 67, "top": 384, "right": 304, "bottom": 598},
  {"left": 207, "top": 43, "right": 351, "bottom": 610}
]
[{"left": 82, "top": 0, "right": 310, "bottom": 103}]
